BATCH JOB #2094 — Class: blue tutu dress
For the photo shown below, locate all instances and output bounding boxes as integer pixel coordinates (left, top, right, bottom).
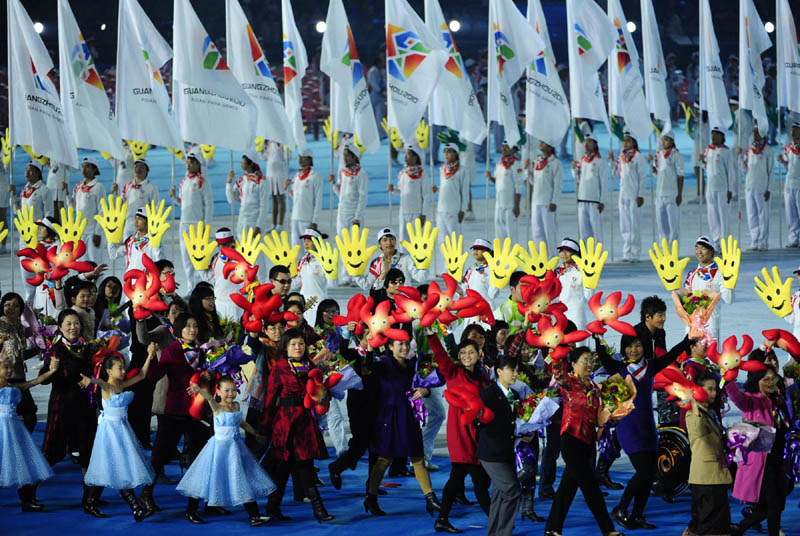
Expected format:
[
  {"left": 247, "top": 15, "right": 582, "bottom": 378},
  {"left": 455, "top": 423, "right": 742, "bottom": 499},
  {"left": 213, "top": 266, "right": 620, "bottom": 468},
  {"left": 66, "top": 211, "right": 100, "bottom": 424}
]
[
  {"left": 84, "top": 391, "right": 155, "bottom": 489},
  {"left": 176, "top": 411, "right": 276, "bottom": 507},
  {"left": 0, "top": 387, "right": 53, "bottom": 487}
]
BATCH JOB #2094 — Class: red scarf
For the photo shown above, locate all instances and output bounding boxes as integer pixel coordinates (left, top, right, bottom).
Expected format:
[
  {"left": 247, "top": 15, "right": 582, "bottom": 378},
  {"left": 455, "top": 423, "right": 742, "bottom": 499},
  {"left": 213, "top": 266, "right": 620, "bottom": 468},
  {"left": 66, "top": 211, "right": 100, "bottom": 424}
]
[
  {"left": 787, "top": 143, "right": 800, "bottom": 155},
  {"left": 246, "top": 171, "right": 264, "bottom": 184},
  {"left": 297, "top": 252, "right": 312, "bottom": 272},
  {"left": 619, "top": 148, "right": 639, "bottom": 164},
  {"left": 750, "top": 140, "right": 766, "bottom": 155},
  {"left": 123, "top": 179, "right": 146, "bottom": 194},
  {"left": 582, "top": 151, "right": 600, "bottom": 163},
  {"left": 534, "top": 154, "right": 550, "bottom": 171},
  {"left": 21, "top": 182, "right": 39, "bottom": 199},
  {"left": 77, "top": 180, "right": 97, "bottom": 194},
  {"left": 186, "top": 173, "right": 204, "bottom": 189},
  {"left": 404, "top": 166, "right": 424, "bottom": 180},
  {"left": 706, "top": 144, "right": 728, "bottom": 151},
  {"left": 443, "top": 162, "right": 460, "bottom": 178},
  {"left": 500, "top": 155, "right": 518, "bottom": 169},
  {"left": 342, "top": 164, "right": 361, "bottom": 177},
  {"left": 297, "top": 167, "right": 312, "bottom": 181}
]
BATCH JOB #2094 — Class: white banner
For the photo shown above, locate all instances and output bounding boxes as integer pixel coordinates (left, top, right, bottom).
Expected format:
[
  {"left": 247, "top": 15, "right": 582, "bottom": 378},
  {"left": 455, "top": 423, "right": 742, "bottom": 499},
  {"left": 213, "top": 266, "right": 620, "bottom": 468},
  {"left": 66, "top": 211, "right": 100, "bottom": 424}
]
[
  {"left": 699, "top": 0, "right": 732, "bottom": 129},
  {"left": 777, "top": 0, "right": 800, "bottom": 113},
  {"left": 281, "top": 0, "right": 309, "bottom": 151},
  {"left": 640, "top": 0, "right": 671, "bottom": 133}
]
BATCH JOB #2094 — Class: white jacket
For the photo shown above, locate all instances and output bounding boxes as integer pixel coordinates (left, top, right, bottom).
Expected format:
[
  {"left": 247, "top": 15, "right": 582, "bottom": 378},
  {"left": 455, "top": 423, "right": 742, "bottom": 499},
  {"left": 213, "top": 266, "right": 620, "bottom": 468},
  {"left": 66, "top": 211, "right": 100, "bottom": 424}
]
[
  {"left": 333, "top": 165, "right": 369, "bottom": 221},
  {"left": 782, "top": 143, "right": 800, "bottom": 191},
  {"left": 14, "top": 180, "right": 49, "bottom": 221},
  {"left": 289, "top": 168, "right": 323, "bottom": 223},
  {"left": 69, "top": 179, "right": 107, "bottom": 236},
  {"left": 785, "top": 289, "right": 800, "bottom": 340},
  {"left": 121, "top": 179, "right": 159, "bottom": 230},
  {"left": 573, "top": 152, "right": 606, "bottom": 203},
  {"left": 530, "top": 154, "right": 562, "bottom": 206},
  {"left": 265, "top": 142, "right": 289, "bottom": 180},
  {"left": 356, "top": 251, "right": 426, "bottom": 291},
  {"left": 703, "top": 145, "right": 735, "bottom": 194},
  {"left": 743, "top": 143, "right": 774, "bottom": 192},
  {"left": 291, "top": 252, "right": 328, "bottom": 323},
  {"left": 494, "top": 157, "right": 525, "bottom": 209},
  {"left": 199, "top": 251, "right": 241, "bottom": 321},
  {"left": 396, "top": 166, "right": 426, "bottom": 214},
  {"left": 174, "top": 173, "right": 213, "bottom": 225},
  {"left": 655, "top": 148, "right": 684, "bottom": 197},
  {"left": 612, "top": 150, "right": 646, "bottom": 201},
  {"left": 462, "top": 263, "right": 498, "bottom": 303},
  {"left": 46, "top": 163, "right": 69, "bottom": 193},
  {"left": 683, "top": 262, "right": 734, "bottom": 340},
  {"left": 108, "top": 233, "right": 163, "bottom": 273},
  {"left": 226, "top": 171, "right": 270, "bottom": 232},
  {"left": 437, "top": 163, "right": 469, "bottom": 214},
  {"left": 556, "top": 263, "right": 592, "bottom": 330}
]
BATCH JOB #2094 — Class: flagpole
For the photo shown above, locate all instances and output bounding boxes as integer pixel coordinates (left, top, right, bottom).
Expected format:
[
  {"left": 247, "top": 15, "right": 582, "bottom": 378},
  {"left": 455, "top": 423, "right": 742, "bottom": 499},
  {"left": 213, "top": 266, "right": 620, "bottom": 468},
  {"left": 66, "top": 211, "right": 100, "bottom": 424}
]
[
  {"left": 329, "top": 138, "right": 334, "bottom": 234},
  {"left": 229, "top": 149, "right": 235, "bottom": 230},
  {"left": 112, "top": 158, "right": 117, "bottom": 277},
  {"left": 171, "top": 151, "right": 177, "bottom": 266},
  {"left": 386, "top": 46, "right": 393, "bottom": 227},
  {"left": 608, "top": 128, "right": 615, "bottom": 261},
  {"left": 485, "top": 16, "right": 492, "bottom": 233},
  {"left": 649, "top": 131, "right": 655, "bottom": 245},
  {"left": 736, "top": 113, "right": 742, "bottom": 244},
  {"left": 7, "top": 0, "right": 14, "bottom": 293},
  {"left": 779, "top": 109, "right": 785, "bottom": 247},
  {"left": 427, "top": 105, "right": 434, "bottom": 219}
]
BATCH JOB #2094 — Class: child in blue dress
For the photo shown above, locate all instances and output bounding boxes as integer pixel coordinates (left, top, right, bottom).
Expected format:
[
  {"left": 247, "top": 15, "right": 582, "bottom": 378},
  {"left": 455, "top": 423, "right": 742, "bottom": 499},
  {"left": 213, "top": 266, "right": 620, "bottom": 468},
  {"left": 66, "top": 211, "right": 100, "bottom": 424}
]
[
  {"left": 79, "top": 343, "right": 157, "bottom": 521},
  {"left": 177, "top": 375, "right": 275, "bottom": 526},
  {"left": 0, "top": 353, "right": 59, "bottom": 512}
]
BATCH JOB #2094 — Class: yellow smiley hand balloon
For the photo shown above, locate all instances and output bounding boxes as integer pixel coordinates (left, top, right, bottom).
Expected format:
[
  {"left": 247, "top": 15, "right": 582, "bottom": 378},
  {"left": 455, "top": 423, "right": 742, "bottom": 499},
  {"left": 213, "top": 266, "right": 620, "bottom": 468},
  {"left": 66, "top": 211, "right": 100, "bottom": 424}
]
[
  {"left": 53, "top": 206, "right": 88, "bottom": 244},
  {"left": 127, "top": 140, "right": 150, "bottom": 160},
  {"left": 323, "top": 116, "right": 339, "bottom": 150},
  {"left": 573, "top": 238, "right": 607, "bottom": 290},
  {"left": 19, "top": 145, "right": 48, "bottom": 166},
  {"left": 200, "top": 144, "right": 216, "bottom": 162},
  {"left": 166, "top": 146, "right": 185, "bottom": 160},
  {"left": 254, "top": 137, "right": 266, "bottom": 153},
  {"left": 310, "top": 237, "right": 339, "bottom": 281},
  {"left": 262, "top": 230, "right": 301, "bottom": 276},
  {"left": 236, "top": 227, "right": 263, "bottom": 267},
  {"left": 335, "top": 224, "right": 378, "bottom": 277},
  {"left": 0, "top": 222, "right": 8, "bottom": 245},
  {"left": 513, "top": 241, "right": 559, "bottom": 279},
  {"left": 415, "top": 119, "right": 430, "bottom": 149},
  {"left": 2, "top": 128, "right": 11, "bottom": 167},
  {"left": 146, "top": 200, "right": 172, "bottom": 249},
  {"left": 715, "top": 235, "right": 741, "bottom": 290},
  {"left": 440, "top": 232, "right": 469, "bottom": 282},
  {"left": 754, "top": 266, "right": 794, "bottom": 318},
  {"left": 401, "top": 218, "right": 438, "bottom": 270},
  {"left": 14, "top": 205, "right": 38, "bottom": 248},
  {"left": 94, "top": 195, "right": 128, "bottom": 244},
  {"left": 483, "top": 238, "right": 520, "bottom": 289},
  {"left": 649, "top": 238, "right": 690, "bottom": 291},
  {"left": 182, "top": 221, "right": 218, "bottom": 271}
]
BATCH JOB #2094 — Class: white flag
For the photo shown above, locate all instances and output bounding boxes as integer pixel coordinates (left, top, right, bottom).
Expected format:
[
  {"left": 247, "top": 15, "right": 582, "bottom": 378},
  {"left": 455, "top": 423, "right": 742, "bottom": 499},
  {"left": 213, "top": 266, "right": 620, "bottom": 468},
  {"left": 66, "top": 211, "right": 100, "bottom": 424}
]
[
  {"left": 524, "top": 0, "right": 569, "bottom": 148},
  {"left": 640, "top": 0, "right": 671, "bottom": 133},
  {"left": 57, "top": 0, "right": 123, "bottom": 159},
  {"left": 425, "top": 0, "right": 486, "bottom": 144},
  {"left": 607, "top": 0, "right": 651, "bottom": 141},
  {"left": 8, "top": 0, "right": 77, "bottom": 167},
  {"left": 699, "top": 0, "right": 732, "bottom": 129},
  {"left": 566, "top": 0, "right": 617, "bottom": 127},
  {"left": 116, "top": 0, "right": 180, "bottom": 149},
  {"left": 777, "top": 0, "right": 800, "bottom": 113},
  {"left": 281, "top": 0, "right": 309, "bottom": 151},
  {"left": 386, "top": 0, "right": 447, "bottom": 144},
  {"left": 488, "top": 0, "right": 544, "bottom": 148},
  {"left": 320, "top": 0, "right": 381, "bottom": 153},
  {"left": 173, "top": 0, "right": 256, "bottom": 153},
  {"left": 226, "top": 0, "right": 293, "bottom": 148},
  {"left": 739, "top": 0, "right": 771, "bottom": 136}
]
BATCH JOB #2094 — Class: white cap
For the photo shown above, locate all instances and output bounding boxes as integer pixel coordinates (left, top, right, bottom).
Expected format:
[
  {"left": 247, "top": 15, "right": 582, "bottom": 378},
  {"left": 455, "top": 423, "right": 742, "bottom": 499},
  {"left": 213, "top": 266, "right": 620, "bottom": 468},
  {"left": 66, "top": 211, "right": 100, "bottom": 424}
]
[
  {"left": 793, "top": 264, "right": 800, "bottom": 275},
  {"left": 186, "top": 150, "right": 204, "bottom": 164},
  {"left": 584, "top": 132, "right": 598, "bottom": 142},
  {"left": 695, "top": 235, "right": 715, "bottom": 251},
  {"left": 623, "top": 129, "right": 636, "bottom": 141},
  {"left": 135, "top": 207, "right": 148, "bottom": 219},
  {"left": 792, "top": 122, "right": 800, "bottom": 129},
  {"left": 729, "top": 97, "right": 739, "bottom": 106},
  {"left": 341, "top": 143, "right": 358, "bottom": 159},
  {"left": 26, "top": 160, "right": 42, "bottom": 172},
  {"left": 134, "top": 158, "right": 149, "bottom": 170},
  {"left": 711, "top": 125, "right": 726, "bottom": 135},
  {"left": 242, "top": 152, "right": 260, "bottom": 164},
  {"left": 405, "top": 143, "right": 423, "bottom": 161},
  {"left": 82, "top": 157, "right": 100, "bottom": 174},
  {"left": 558, "top": 238, "right": 579, "bottom": 253},
  {"left": 300, "top": 228, "right": 323, "bottom": 240},
  {"left": 442, "top": 143, "right": 460, "bottom": 153},
  {"left": 299, "top": 148, "right": 313, "bottom": 158},
  {"left": 501, "top": 139, "right": 519, "bottom": 150},
  {"left": 377, "top": 227, "right": 395, "bottom": 240},
  {"left": 216, "top": 229, "right": 234, "bottom": 244},
  {"left": 36, "top": 217, "right": 57, "bottom": 234},
  {"left": 470, "top": 239, "right": 492, "bottom": 251},
  {"left": 661, "top": 130, "right": 675, "bottom": 140}
]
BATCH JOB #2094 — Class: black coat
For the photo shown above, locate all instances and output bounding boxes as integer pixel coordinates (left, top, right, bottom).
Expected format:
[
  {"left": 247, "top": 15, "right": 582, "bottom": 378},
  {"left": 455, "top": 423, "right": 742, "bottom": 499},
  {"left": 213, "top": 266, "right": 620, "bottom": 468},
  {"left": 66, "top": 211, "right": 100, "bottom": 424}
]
[
  {"left": 476, "top": 382, "right": 519, "bottom": 463},
  {"left": 633, "top": 321, "right": 666, "bottom": 361}
]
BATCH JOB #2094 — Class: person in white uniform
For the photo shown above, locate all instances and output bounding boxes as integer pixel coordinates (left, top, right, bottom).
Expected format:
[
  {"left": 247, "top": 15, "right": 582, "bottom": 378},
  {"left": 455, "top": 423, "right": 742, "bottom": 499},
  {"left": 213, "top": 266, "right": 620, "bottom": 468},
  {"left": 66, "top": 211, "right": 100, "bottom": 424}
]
[
  {"left": 169, "top": 150, "right": 214, "bottom": 290},
  {"left": 68, "top": 157, "right": 107, "bottom": 263},
  {"left": 691, "top": 104, "right": 710, "bottom": 199},
  {"left": 107, "top": 207, "right": 163, "bottom": 274},
  {"left": 742, "top": 126, "right": 773, "bottom": 251},
  {"left": 0, "top": 161, "right": 7, "bottom": 253},
  {"left": 115, "top": 142, "right": 134, "bottom": 192},
  {"left": 285, "top": 149, "right": 323, "bottom": 248},
  {"left": 226, "top": 153, "right": 270, "bottom": 240},
  {"left": 329, "top": 142, "right": 368, "bottom": 247},
  {"left": 461, "top": 135, "right": 477, "bottom": 219},
  {"left": 554, "top": 238, "right": 593, "bottom": 331},
  {"left": 356, "top": 227, "right": 426, "bottom": 291},
  {"left": 113, "top": 159, "right": 159, "bottom": 238},
  {"left": 461, "top": 239, "right": 499, "bottom": 305},
  {"left": 45, "top": 159, "right": 69, "bottom": 215},
  {"left": 649, "top": 131, "right": 684, "bottom": 243},
  {"left": 387, "top": 143, "right": 426, "bottom": 243},
  {"left": 730, "top": 99, "right": 753, "bottom": 181},
  {"left": 572, "top": 133, "right": 606, "bottom": 243},
  {"left": 785, "top": 265, "right": 800, "bottom": 340},
  {"left": 486, "top": 140, "right": 524, "bottom": 241},
  {"left": 291, "top": 228, "right": 328, "bottom": 324},
  {"left": 778, "top": 122, "right": 800, "bottom": 248},
  {"left": 609, "top": 131, "right": 646, "bottom": 262},
  {"left": 264, "top": 141, "right": 289, "bottom": 231},
  {"left": 681, "top": 235, "right": 734, "bottom": 342},
  {"left": 529, "top": 141, "right": 562, "bottom": 253},
  {"left": 10, "top": 161, "right": 50, "bottom": 303},
  {"left": 198, "top": 229, "right": 242, "bottom": 321},
  {"left": 702, "top": 126, "right": 735, "bottom": 251},
  {"left": 433, "top": 144, "right": 469, "bottom": 275}
]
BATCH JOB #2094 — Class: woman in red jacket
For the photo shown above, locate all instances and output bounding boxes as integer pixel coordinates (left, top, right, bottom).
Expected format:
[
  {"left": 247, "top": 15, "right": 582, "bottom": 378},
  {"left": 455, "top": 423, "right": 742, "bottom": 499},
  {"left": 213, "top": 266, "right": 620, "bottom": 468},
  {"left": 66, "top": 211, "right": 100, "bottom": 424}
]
[
  {"left": 427, "top": 331, "right": 491, "bottom": 534},
  {"left": 260, "top": 328, "right": 334, "bottom": 523}
]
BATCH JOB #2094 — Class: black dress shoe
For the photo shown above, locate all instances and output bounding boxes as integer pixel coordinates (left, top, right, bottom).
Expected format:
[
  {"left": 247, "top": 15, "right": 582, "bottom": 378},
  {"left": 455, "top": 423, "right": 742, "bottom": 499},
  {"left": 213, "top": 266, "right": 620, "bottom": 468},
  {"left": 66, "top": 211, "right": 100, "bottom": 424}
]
[
  {"left": 377, "top": 488, "right": 387, "bottom": 495},
  {"left": 83, "top": 502, "right": 109, "bottom": 518},
  {"left": 612, "top": 506, "right": 632, "bottom": 529},
  {"left": 329, "top": 466, "right": 342, "bottom": 490},
  {"left": 388, "top": 467, "right": 415, "bottom": 477},
  {"left": 629, "top": 516, "right": 656, "bottom": 529},
  {"left": 21, "top": 501, "right": 44, "bottom": 513},
  {"left": 434, "top": 518, "right": 463, "bottom": 533},
  {"left": 521, "top": 511, "right": 545, "bottom": 522},
  {"left": 598, "top": 473, "right": 624, "bottom": 490},
  {"left": 363, "top": 494, "right": 387, "bottom": 516},
  {"left": 249, "top": 514, "right": 271, "bottom": 527},
  {"left": 184, "top": 511, "right": 207, "bottom": 524},
  {"left": 539, "top": 489, "right": 555, "bottom": 500},
  {"left": 204, "top": 505, "right": 232, "bottom": 516},
  {"left": 453, "top": 493, "right": 473, "bottom": 505},
  {"left": 425, "top": 492, "right": 442, "bottom": 516}
]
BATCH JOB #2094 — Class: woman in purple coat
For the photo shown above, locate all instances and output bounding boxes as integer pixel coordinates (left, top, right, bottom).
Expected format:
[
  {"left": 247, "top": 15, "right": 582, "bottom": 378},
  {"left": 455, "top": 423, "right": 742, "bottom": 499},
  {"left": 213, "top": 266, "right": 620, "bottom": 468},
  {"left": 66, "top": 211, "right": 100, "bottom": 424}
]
[
  {"left": 364, "top": 338, "right": 441, "bottom": 516},
  {"left": 726, "top": 365, "right": 790, "bottom": 536}
]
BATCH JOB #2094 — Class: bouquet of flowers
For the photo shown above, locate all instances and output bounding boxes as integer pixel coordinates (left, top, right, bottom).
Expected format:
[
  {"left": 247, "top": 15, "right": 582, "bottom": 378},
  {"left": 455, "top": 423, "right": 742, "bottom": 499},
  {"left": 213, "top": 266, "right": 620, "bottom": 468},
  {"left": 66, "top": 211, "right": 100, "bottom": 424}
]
[
  {"left": 328, "top": 354, "right": 363, "bottom": 400},
  {"left": 413, "top": 358, "right": 443, "bottom": 389},
  {"left": 199, "top": 341, "right": 256, "bottom": 389},
  {"left": 681, "top": 291, "right": 713, "bottom": 315},
  {"left": 515, "top": 393, "right": 561, "bottom": 436},
  {"left": 726, "top": 421, "right": 777, "bottom": 464},
  {"left": 598, "top": 373, "right": 637, "bottom": 427},
  {"left": 220, "top": 317, "right": 242, "bottom": 343},
  {"left": 785, "top": 361, "right": 800, "bottom": 382}
]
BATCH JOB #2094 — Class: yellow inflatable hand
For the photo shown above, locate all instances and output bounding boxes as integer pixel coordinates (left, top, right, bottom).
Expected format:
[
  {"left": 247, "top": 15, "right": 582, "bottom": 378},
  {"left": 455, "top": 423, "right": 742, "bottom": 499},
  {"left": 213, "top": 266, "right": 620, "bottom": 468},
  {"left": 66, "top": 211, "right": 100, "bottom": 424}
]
[
  {"left": 648, "top": 238, "right": 690, "bottom": 291},
  {"left": 573, "top": 238, "right": 607, "bottom": 290},
  {"left": 352, "top": 134, "right": 367, "bottom": 154},
  {"left": 146, "top": 200, "right": 172, "bottom": 249},
  {"left": 401, "top": 218, "right": 439, "bottom": 270},
  {"left": 754, "top": 266, "right": 794, "bottom": 318},
  {"left": 127, "top": 140, "right": 150, "bottom": 160},
  {"left": 415, "top": 119, "right": 430, "bottom": 149},
  {"left": 94, "top": 195, "right": 128, "bottom": 244},
  {"left": 380, "top": 117, "right": 404, "bottom": 149},
  {"left": 2, "top": 128, "right": 11, "bottom": 167},
  {"left": 53, "top": 206, "right": 88, "bottom": 244},
  {"left": 254, "top": 137, "right": 266, "bottom": 153},
  {"left": 0, "top": 222, "right": 8, "bottom": 245},
  {"left": 323, "top": 116, "right": 339, "bottom": 150},
  {"left": 167, "top": 146, "right": 185, "bottom": 160},
  {"left": 261, "top": 230, "right": 301, "bottom": 276},
  {"left": 483, "top": 238, "right": 519, "bottom": 289},
  {"left": 512, "top": 241, "right": 559, "bottom": 279},
  {"left": 335, "top": 224, "right": 378, "bottom": 277},
  {"left": 714, "top": 235, "right": 741, "bottom": 290},
  {"left": 200, "top": 144, "right": 216, "bottom": 162},
  {"left": 236, "top": 227, "right": 263, "bottom": 267},
  {"left": 440, "top": 232, "right": 469, "bottom": 282},
  {"left": 310, "top": 237, "right": 339, "bottom": 281},
  {"left": 19, "top": 145, "right": 48, "bottom": 165},
  {"left": 182, "top": 221, "right": 217, "bottom": 271},
  {"left": 14, "top": 205, "right": 38, "bottom": 248}
]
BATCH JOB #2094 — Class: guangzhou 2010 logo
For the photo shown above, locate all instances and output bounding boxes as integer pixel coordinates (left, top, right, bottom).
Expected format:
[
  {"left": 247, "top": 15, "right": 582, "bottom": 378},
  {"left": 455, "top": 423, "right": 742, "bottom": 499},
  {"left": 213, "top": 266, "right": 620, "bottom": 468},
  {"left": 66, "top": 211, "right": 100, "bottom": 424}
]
[{"left": 386, "top": 24, "right": 431, "bottom": 82}]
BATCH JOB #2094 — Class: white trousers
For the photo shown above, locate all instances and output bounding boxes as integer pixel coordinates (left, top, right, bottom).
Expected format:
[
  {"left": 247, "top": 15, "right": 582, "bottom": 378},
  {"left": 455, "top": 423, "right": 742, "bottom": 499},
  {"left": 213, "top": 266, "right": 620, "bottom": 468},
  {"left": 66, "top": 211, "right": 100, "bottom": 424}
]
[
  {"left": 577, "top": 202, "right": 602, "bottom": 243},
  {"left": 290, "top": 219, "right": 310, "bottom": 248},
  {"left": 398, "top": 212, "right": 421, "bottom": 243},
  {"left": 655, "top": 196, "right": 680, "bottom": 243},
  {"left": 494, "top": 207, "right": 516, "bottom": 242},
  {"left": 531, "top": 204, "right": 557, "bottom": 252},
  {"left": 325, "top": 394, "right": 349, "bottom": 457},
  {"left": 435, "top": 212, "right": 459, "bottom": 276},
  {"left": 745, "top": 188, "right": 769, "bottom": 249},
  {"left": 705, "top": 190, "right": 728, "bottom": 249},
  {"left": 179, "top": 222, "right": 203, "bottom": 290},
  {"left": 786, "top": 187, "right": 800, "bottom": 245},
  {"left": 421, "top": 386, "right": 446, "bottom": 460},
  {"left": 618, "top": 198, "right": 641, "bottom": 260}
]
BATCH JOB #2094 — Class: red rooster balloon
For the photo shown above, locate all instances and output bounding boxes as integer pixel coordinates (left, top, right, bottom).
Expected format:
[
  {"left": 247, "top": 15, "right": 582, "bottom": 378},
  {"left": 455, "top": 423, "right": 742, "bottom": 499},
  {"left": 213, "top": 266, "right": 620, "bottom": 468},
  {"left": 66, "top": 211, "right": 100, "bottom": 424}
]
[
  {"left": 47, "top": 241, "right": 93, "bottom": 280},
  {"left": 526, "top": 310, "right": 590, "bottom": 361},
  {"left": 304, "top": 368, "right": 343, "bottom": 415},
  {"left": 221, "top": 246, "right": 259, "bottom": 293},
  {"left": 359, "top": 297, "right": 410, "bottom": 348},
  {"left": 517, "top": 272, "right": 566, "bottom": 323},
  {"left": 17, "top": 244, "right": 52, "bottom": 286},
  {"left": 393, "top": 286, "right": 440, "bottom": 324},
  {"left": 123, "top": 254, "right": 168, "bottom": 320},
  {"left": 707, "top": 335, "right": 762, "bottom": 384},
  {"left": 443, "top": 382, "right": 495, "bottom": 426},
  {"left": 188, "top": 371, "right": 219, "bottom": 420},
  {"left": 332, "top": 294, "right": 366, "bottom": 336},
  {"left": 456, "top": 290, "right": 496, "bottom": 326},
  {"left": 762, "top": 329, "right": 800, "bottom": 360},
  {"left": 587, "top": 291, "right": 637, "bottom": 336},
  {"left": 654, "top": 363, "right": 709, "bottom": 410}
]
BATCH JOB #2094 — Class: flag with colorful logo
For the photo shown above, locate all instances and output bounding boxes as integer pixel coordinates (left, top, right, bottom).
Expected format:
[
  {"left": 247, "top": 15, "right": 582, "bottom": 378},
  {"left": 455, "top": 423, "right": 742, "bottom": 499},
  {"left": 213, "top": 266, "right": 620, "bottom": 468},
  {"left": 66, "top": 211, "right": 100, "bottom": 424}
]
[
  {"left": 281, "top": 0, "right": 309, "bottom": 151},
  {"left": 173, "top": 0, "right": 256, "bottom": 153},
  {"left": 321, "top": 0, "right": 381, "bottom": 153},
  {"left": 226, "top": 0, "right": 293, "bottom": 148},
  {"left": 524, "top": 0, "right": 570, "bottom": 148},
  {"left": 116, "top": 0, "right": 180, "bottom": 149},
  {"left": 640, "top": 0, "right": 671, "bottom": 134},
  {"left": 57, "top": 0, "right": 124, "bottom": 159},
  {"left": 8, "top": 0, "right": 78, "bottom": 167},
  {"left": 607, "top": 0, "right": 651, "bottom": 142},
  {"left": 699, "top": 0, "right": 732, "bottom": 129},
  {"left": 777, "top": 0, "right": 800, "bottom": 113},
  {"left": 739, "top": 0, "right": 772, "bottom": 137},
  {"left": 488, "top": 0, "right": 544, "bottom": 148},
  {"left": 566, "top": 0, "right": 617, "bottom": 127},
  {"left": 425, "top": 0, "right": 486, "bottom": 145},
  {"left": 385, "top": 0, "right": 447, "bottom": 144}
]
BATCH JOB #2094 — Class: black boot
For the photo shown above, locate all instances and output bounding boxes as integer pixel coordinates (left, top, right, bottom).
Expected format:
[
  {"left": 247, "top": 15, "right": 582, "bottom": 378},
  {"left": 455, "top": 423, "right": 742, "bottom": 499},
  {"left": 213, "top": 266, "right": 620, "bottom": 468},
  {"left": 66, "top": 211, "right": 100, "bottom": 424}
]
[
  {"left": 184, "top": 498, "right": 207, "bottom": 524},
  {"left": 82, "top": 484, "right": 108, "bottom": 518},
  {"left": 425, "top": 492, "right": 442, "bottom": 516},
  {"left": 18, "top": 485, "right": 43, "bottom": 513},
  {"left": 453, "top": 492, "right": 473, "bottom": 505},
  {"left": 120, "top": 489, "right": 150, "bottom": 522},
  {"left": 612, "top": 505, "right": 633, "bottom": 529},
  {"left": 519, "top": 488, "right": 545, "bottom": 522},
  {"left": 596, "top": 457, "right": 623, "bottom": 490},
  {"left": 434, "top": 496, "right": 461, "bottom": 533},
  {"left": 244, "top": 501, "right": 270, "bottom": 527},
  {"left": 363, "top": 493, "right": 386, "bottom": 516},
  {"left": 140, "top": 484, "right": 160, "bottom": 514},
  {"left": 328, "top": 459, "right": 344, "bottom": 490},
  {"left": 306, "top": 487, "right": 334, "bottom": 522},
  {"left": 204, "top": 504, "right": 232, "bottom": 516},
  {"left": 265, "top": 490, "right": 292, "bottom": 521}
]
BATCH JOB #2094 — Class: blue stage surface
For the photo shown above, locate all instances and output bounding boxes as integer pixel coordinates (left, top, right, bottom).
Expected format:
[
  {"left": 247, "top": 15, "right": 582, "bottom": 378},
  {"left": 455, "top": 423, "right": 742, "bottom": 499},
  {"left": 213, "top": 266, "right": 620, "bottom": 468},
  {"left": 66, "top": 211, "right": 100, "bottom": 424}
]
[{"left": 3, "top": 423, "right": 800, "bottom": 535}]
